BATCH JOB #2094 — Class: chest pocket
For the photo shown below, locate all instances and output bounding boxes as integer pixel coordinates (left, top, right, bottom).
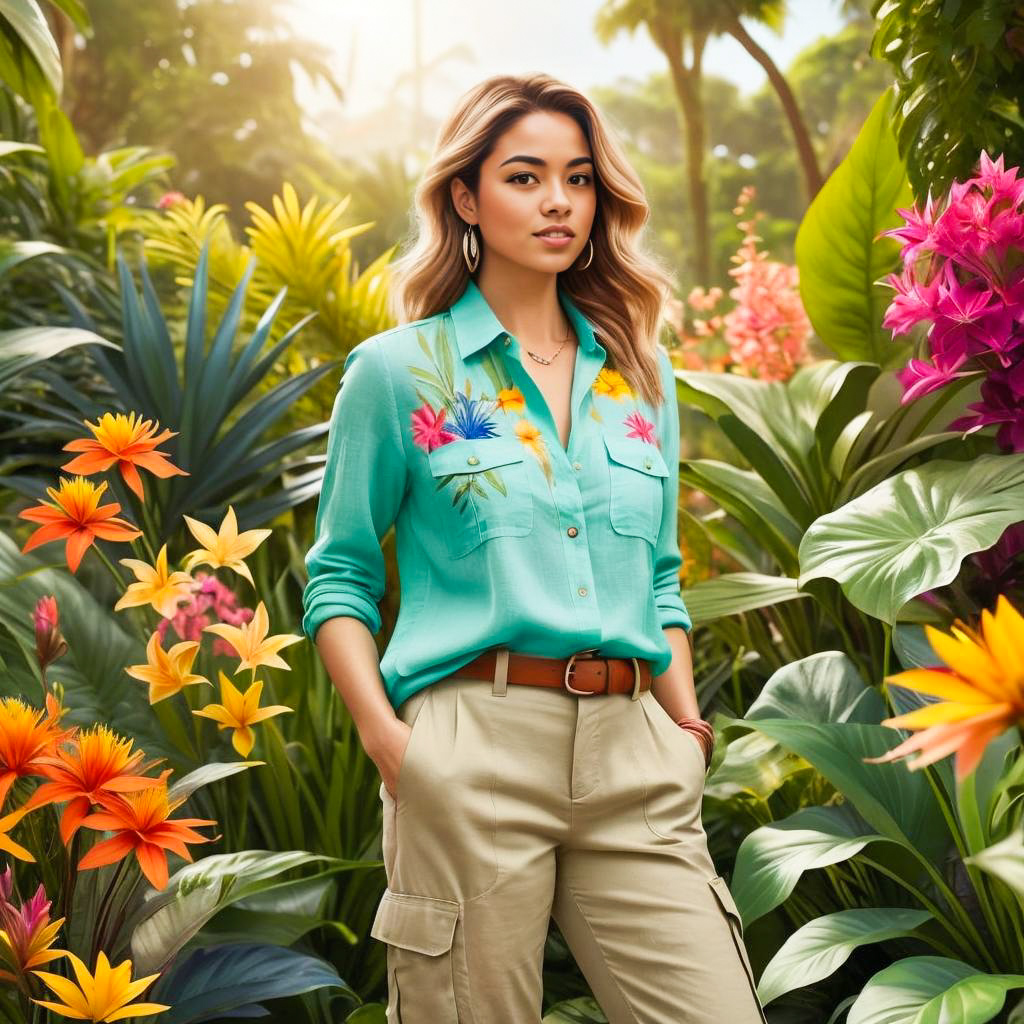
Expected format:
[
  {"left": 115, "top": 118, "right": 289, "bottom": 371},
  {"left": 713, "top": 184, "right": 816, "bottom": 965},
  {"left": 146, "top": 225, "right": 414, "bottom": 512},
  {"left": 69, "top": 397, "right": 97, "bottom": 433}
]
[
  {"left": 427, "top": 436, "right": 534, "bottom": 559},
  {"left": 603, "top": 433, "right": 668, "bottom": 545}
]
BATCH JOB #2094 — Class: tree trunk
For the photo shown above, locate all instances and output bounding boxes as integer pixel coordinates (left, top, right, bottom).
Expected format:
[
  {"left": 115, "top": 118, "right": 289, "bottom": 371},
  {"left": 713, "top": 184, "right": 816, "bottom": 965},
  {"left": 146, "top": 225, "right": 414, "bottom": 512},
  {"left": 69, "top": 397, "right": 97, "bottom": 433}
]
[
  {"left": 650, "top": 17, "right": 711, "bottom": 284},
  {"left": 727, "top": 15, "right": 824, "bottom": 201}
]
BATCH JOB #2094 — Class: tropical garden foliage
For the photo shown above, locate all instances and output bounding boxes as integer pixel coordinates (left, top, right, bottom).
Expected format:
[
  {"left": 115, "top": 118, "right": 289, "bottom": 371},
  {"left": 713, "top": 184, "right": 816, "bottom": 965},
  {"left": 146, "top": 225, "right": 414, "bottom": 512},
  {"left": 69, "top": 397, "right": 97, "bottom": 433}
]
[{"left": 0, "top": 0, "right": 1022, "bottom": 1022}]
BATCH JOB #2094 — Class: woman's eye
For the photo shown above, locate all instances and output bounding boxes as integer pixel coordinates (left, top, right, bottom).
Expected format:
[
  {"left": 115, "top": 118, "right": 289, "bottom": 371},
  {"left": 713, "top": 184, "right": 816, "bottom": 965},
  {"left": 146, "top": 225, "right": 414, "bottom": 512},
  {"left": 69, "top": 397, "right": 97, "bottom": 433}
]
[{"left": 508, "top": 172, "right": 592, "bottom": 185}]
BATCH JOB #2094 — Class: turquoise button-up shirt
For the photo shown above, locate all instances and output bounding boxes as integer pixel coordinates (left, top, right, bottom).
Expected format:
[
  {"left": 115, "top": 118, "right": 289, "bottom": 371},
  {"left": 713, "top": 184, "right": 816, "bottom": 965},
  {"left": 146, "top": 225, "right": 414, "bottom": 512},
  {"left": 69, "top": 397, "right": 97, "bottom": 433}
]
[{"left": 302, "top": 278, "right": 692, "bottom": 711}]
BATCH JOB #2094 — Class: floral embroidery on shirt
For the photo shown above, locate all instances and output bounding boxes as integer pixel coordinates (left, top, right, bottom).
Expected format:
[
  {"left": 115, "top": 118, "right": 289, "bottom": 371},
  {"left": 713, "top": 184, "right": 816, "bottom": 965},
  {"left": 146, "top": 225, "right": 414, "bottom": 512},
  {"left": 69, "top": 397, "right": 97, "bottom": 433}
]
[
  {"left": 592, "top": 367, "right": 633, "bottom": 400},
  {"left": 405, "top": 324, "right": 536, "bottom": 512},
  {"left": 624, "top": 410, "right": 657, "bottom": 444}
]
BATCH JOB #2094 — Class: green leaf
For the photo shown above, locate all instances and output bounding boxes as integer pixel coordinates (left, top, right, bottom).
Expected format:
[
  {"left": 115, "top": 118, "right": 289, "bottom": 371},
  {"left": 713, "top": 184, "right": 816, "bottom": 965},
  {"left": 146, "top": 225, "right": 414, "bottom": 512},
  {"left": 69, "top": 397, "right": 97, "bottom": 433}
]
[
  {"left": 149, "top": 943, "right": 349, "bottom": 1023},
  {"left": 848, "top": 956, "right": 1024, "bottom": 1024},
  {"left": 742, "top": 719, "right": 948, "bottom": 862},
  {"left": 732, "top": 804, "right": 886, "bottom": 927},
  {"left": 128, "top": 850, "right": 343, "bottom": 973},
  {"left": 168, "top": 761, "right": 265, "bottom": 805},
  {"left": 799, "top": 454, "right": 1024, "bottom": 623},
  {"left": 746, "top": 651, "right": 885, "bottom": 725},
  {"left": 795, "top": 88, "right": 914, "bottom": 366},
  {"left": 0, "top": 325, "right": 116, "bottom": 389},
  {"left": 759, "top": 908, "right": 932, "bottom": 1005},
  {"left": 966, "top": 830, "right": 1024, "bottom": 899},
  {"left": 678, "top": 573, "right": 807, "bottom": 626},
  {"left": 0, "top": 0, "right": 62, "bottom": 97}
]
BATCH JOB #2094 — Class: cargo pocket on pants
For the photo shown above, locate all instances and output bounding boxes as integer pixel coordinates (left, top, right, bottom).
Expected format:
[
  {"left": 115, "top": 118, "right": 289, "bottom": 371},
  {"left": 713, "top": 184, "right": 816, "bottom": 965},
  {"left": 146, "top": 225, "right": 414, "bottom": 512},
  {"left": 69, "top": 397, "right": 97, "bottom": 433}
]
[
  {"left": 370, "top": 888, "right": 461, "bottom": 1023},
  {"left": 708, "top": 875, "right": 769, "bottom": 1023}
]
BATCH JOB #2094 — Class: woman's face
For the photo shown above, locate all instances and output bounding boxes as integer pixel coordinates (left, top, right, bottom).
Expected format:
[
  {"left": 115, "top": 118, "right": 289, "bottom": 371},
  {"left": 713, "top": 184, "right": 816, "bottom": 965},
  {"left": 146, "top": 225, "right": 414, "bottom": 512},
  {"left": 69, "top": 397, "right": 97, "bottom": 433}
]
[{"left": 452, "top": 109, "right": 597, "bottom": 276}]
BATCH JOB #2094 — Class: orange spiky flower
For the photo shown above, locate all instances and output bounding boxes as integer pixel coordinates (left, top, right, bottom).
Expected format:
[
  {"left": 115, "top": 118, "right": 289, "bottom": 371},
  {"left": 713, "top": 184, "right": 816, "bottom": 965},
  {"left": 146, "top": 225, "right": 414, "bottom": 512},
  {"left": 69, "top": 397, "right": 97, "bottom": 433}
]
[
  {"left": 60, "top": 411, "right": 189, "bottom": 502},
  {"left": 864, "top": 595, "right": 1024, "bottom": 782},
  {"left": 78, "top": 785, "right": 217, "bottom": 890},
  {"left": 23, "top": 726, "right": 168, "bottom": 845},
  {"left": 0, "top": 697, "right": 73, "bottom": 809},
  {"left": 19, "top": 477, "right": 142, "bottom": 573}
]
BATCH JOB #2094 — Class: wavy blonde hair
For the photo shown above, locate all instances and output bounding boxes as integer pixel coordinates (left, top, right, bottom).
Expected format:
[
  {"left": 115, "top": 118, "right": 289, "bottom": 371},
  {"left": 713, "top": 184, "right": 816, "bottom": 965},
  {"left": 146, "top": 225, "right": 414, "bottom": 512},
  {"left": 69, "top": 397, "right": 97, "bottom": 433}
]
[{"left": 388, "top": 73, "right": 676, "bottom": 407}]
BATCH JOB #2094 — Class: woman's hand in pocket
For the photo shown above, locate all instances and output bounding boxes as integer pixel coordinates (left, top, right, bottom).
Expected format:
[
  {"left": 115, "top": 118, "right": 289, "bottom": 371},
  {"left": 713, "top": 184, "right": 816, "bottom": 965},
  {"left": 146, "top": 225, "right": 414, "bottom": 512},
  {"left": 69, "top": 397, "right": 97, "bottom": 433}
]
[{"left": 369, "top": 717, "right": 414, "bottom": 800}]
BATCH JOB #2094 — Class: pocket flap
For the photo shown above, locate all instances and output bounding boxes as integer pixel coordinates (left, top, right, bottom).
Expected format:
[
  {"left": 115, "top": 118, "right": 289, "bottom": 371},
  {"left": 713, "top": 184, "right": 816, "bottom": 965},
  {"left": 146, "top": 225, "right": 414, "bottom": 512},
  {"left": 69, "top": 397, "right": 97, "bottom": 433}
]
[
  {"left": 370, "top": 888, "right": 460, "bottom": 955},
  {"left": 708, "top": 875, "right": 744, "bottom": 931},
  {"left": 428, "top": 437, "right": 526, "bottom": 478},
  {"left": 603, "top": 434, "right": 668, "bottom": 477}
]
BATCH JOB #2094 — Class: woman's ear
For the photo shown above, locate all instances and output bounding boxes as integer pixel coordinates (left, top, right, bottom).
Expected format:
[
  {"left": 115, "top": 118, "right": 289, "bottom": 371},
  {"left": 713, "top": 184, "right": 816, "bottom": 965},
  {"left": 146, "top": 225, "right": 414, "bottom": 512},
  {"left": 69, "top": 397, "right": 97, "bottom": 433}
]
[{"left": 450, "top": 176, "right": 476, "bottom": 224}]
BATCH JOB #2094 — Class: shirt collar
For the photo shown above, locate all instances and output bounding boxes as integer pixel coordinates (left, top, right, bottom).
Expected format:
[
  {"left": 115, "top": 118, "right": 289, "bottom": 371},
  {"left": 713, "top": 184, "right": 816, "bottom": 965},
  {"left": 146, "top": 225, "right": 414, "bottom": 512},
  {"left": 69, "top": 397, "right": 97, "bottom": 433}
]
[{"left": 448, "top": 277, "right": 601, "bottom": 359}]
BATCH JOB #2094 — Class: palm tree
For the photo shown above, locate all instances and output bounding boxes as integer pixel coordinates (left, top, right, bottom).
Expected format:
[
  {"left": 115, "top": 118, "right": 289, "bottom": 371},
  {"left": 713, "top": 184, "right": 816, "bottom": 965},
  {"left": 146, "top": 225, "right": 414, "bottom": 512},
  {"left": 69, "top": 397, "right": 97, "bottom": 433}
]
[{"left": 596, "top": 0, "right": 824, "bottom": 284}]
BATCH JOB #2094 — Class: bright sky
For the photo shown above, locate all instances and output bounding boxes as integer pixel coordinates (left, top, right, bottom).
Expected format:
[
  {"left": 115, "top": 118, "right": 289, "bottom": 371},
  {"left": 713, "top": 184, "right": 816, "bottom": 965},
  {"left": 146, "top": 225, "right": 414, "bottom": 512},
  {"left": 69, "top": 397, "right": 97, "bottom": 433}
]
[{"left": 287, "top": 0, "right": 848, "bottom": 121}]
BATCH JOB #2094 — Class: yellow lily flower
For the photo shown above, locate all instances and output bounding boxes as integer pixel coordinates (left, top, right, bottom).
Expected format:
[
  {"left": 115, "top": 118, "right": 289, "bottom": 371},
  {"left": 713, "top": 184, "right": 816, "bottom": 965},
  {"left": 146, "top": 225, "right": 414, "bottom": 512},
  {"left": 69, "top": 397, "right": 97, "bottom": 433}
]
[
  {"left": 0, "top": 806, "right": 34, "bottom": 863},
  {"left": 114, "top": 544, "right": 194, "bottom": 618},
  {"left": 182, "top": 505, "right": 271, "bottom": 588},
  {"left": 203, "top": 601, "right": 302, "bottom": 673},
  {"left": 125, "top": 632, "right": 211, "bottom": 704},
  {"left": 193, "top": 670, "right": 291, "bottom": 757},
  {"left": 864, "top": 594, "right": 1024, "bottom": 782},
  {"left": 32, "top": 948, "right": 169, "bottom": 1021}
]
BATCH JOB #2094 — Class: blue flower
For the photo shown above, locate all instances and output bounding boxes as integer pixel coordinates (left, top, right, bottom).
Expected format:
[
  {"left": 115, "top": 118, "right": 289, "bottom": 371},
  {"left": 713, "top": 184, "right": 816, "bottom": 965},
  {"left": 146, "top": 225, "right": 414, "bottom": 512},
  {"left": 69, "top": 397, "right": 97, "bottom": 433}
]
[{"left": 447, "top": 392, "right": 500, "bottom": 440}]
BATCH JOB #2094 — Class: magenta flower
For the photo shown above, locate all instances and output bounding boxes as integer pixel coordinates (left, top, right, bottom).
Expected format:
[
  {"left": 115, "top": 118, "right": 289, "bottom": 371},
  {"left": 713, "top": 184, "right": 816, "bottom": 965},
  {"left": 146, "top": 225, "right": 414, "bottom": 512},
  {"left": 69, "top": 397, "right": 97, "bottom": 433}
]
[
  {"left": 410, "top": 404, "right": 459, "bottom": 452},
  {"left": 880, "top": 150, "right": 1024, "bottom": 451}
]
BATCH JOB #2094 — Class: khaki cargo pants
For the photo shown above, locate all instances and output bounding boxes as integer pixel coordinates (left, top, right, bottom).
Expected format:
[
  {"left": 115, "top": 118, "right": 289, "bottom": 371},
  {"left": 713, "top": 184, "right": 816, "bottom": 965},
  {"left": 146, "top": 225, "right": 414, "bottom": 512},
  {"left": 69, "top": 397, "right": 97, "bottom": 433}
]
[{"left": 371, "top": 668, "right": 768, "bottom": 1023}]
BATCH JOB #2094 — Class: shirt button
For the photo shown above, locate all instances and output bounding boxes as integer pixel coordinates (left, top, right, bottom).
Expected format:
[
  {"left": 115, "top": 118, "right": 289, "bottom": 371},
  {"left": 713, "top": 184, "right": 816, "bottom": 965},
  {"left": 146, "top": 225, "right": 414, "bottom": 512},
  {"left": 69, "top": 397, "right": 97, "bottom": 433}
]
[
  {"left": 567, "top": 526, "right": 578, "bottom": 537},
  {"left": 504, "top": 337, "right": 511, "bottom": 346},
  {"left": 578, "top": 586, "right": 588, "bottom": 597},
  {"left": 467, "top": 455, "right": 479, "bottom": 466},
  {"left": 572, "top": 461, "right": 582, "bottom": 471},
  {"left": 644, "top": 458, "right": 652, "bottom": 469}
]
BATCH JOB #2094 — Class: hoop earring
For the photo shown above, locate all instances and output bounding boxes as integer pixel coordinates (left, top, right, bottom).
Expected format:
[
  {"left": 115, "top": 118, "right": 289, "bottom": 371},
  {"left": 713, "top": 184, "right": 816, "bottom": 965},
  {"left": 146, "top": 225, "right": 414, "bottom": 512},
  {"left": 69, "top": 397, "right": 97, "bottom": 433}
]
[
  {"left": 576, "top": 237, "right": 594, "bottom": 270},
  {"left": 462, "top": 224, "right": 480, "bottom": 273}
]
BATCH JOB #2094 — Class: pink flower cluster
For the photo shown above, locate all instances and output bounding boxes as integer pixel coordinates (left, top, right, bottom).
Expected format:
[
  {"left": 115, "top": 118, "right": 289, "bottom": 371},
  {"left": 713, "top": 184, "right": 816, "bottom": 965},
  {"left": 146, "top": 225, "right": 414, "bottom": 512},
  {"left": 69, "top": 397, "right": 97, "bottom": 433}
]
[
  {"left": 156, "top": 571, "right": 253, "bottom": 657},
  {"left": 721, "top": 186, "right": 811, "bottom": 380},
  {"left": 881, "top": 150, "right": 1024, "bottom": 450},
  {"left": 663, "top": 186, "right": 811, "bottom": 380}
]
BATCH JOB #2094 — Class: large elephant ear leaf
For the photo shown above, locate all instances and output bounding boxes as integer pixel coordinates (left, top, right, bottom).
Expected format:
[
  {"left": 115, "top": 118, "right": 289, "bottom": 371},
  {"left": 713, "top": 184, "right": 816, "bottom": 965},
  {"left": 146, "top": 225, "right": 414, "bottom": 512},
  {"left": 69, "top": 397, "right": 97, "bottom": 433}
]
[
  {"left": 799, "top": 454, "right": 1024, "bottom": 623},
  {"left": 746, "top": 651, "right": 884, "bottom": 725},
  {"left": 794, "top": 88, "right": 914, "bottom": 367},
  {"left": 847, "top": 956, "right": 1024, "bottom": 1024}
]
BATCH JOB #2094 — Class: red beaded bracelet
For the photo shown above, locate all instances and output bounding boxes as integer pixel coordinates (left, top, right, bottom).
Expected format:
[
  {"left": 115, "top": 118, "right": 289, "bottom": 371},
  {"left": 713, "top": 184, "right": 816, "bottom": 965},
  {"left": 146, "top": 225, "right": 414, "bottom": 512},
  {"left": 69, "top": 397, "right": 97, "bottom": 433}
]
[{"left": 674, "top": 716, "right": 715, "bottom": 770}]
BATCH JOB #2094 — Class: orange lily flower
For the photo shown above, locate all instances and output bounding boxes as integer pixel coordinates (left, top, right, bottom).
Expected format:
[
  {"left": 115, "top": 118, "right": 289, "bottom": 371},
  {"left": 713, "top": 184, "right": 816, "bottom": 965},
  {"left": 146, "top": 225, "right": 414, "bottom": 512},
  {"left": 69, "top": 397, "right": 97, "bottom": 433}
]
[
  {"left": 32, "top": 949, "right": 169, "bottom": 1021},
  {"left": 23, "top": 725, "right": 168, "bottom": 844},
  {"left": 0, "top": 697, "right": 72, "bottom": 808},
  {"left": 18, "top": 477, "right": 142, "bottom": 573},
  {"left": 193, "top": 669, "right": 292, "bottom": 757},
  {"left": 203, "top": 600, "right": 302, "bottom": 673},
  {"left": 114, "top": 544, "right": 194, "bottom": 618},
  {"left": 60, "top": 411, "right": 189, "bottom": 502},
  {"left": 125, "top": 632, "right": 210, "bottom": 705},
  {"left": 182, "top": 504, "right": 271, "bottom": 588},
  {"left": 864, "top": 594, "right": 1024, "bottom": 782},
  {"left": 78, "top": 784, "right": 216, "bottom": 890},
  {"left": 0, "top": 874, "right": 66, "bottom": 980}
]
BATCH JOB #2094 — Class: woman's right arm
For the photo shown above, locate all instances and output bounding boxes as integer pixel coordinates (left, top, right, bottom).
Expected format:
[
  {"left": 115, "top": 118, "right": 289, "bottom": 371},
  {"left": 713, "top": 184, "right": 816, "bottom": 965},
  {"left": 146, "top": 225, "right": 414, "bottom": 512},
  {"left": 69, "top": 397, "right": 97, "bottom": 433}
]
[
  {"left": 302, "top": 338, "right": 411, "bottom": 794},
  {"left": 315, "top": 616, "right": 409, "bottom": 794}
]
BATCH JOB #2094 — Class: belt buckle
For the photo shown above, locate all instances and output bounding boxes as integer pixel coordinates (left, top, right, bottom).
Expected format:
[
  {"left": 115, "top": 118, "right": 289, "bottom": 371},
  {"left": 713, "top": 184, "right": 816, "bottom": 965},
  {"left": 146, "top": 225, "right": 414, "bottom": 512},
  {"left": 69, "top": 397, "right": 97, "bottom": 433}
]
[{"left": 563, "top": 648, "right": 603, "bottom": 695}]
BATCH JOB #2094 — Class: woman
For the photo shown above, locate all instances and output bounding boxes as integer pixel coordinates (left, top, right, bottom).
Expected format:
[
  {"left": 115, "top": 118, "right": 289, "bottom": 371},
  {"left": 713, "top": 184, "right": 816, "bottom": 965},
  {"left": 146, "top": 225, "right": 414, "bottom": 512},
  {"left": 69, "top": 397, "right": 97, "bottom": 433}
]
[{"left": 302, "top": 73, "right": 767, "bottom": 1024}]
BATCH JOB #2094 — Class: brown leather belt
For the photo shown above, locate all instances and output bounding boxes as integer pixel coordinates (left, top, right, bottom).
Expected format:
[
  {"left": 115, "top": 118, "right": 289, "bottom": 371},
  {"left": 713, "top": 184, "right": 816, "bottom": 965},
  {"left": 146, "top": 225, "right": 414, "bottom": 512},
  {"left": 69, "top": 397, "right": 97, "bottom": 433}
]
[{"left": 451, "top": 647, "right": 653, "bottom": 699}]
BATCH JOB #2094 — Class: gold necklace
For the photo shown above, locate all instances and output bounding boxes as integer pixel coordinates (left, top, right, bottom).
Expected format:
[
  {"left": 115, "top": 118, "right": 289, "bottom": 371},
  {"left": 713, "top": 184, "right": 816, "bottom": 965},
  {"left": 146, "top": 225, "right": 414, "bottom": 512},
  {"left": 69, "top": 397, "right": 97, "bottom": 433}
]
[{"left": 525, "top": 325, "right": 573, "bottom": 365}]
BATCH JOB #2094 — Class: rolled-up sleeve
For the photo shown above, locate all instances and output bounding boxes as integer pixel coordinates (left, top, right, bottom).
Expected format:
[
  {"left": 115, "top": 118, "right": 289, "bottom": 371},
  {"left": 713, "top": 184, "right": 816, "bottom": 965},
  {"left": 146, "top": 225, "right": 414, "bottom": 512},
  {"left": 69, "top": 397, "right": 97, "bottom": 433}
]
[
  {"left": 652, "top": 348, "right": 693, "bottom": 633},
  {"left": 302, "top": 339, "right": 408, "bottom": 643}
]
